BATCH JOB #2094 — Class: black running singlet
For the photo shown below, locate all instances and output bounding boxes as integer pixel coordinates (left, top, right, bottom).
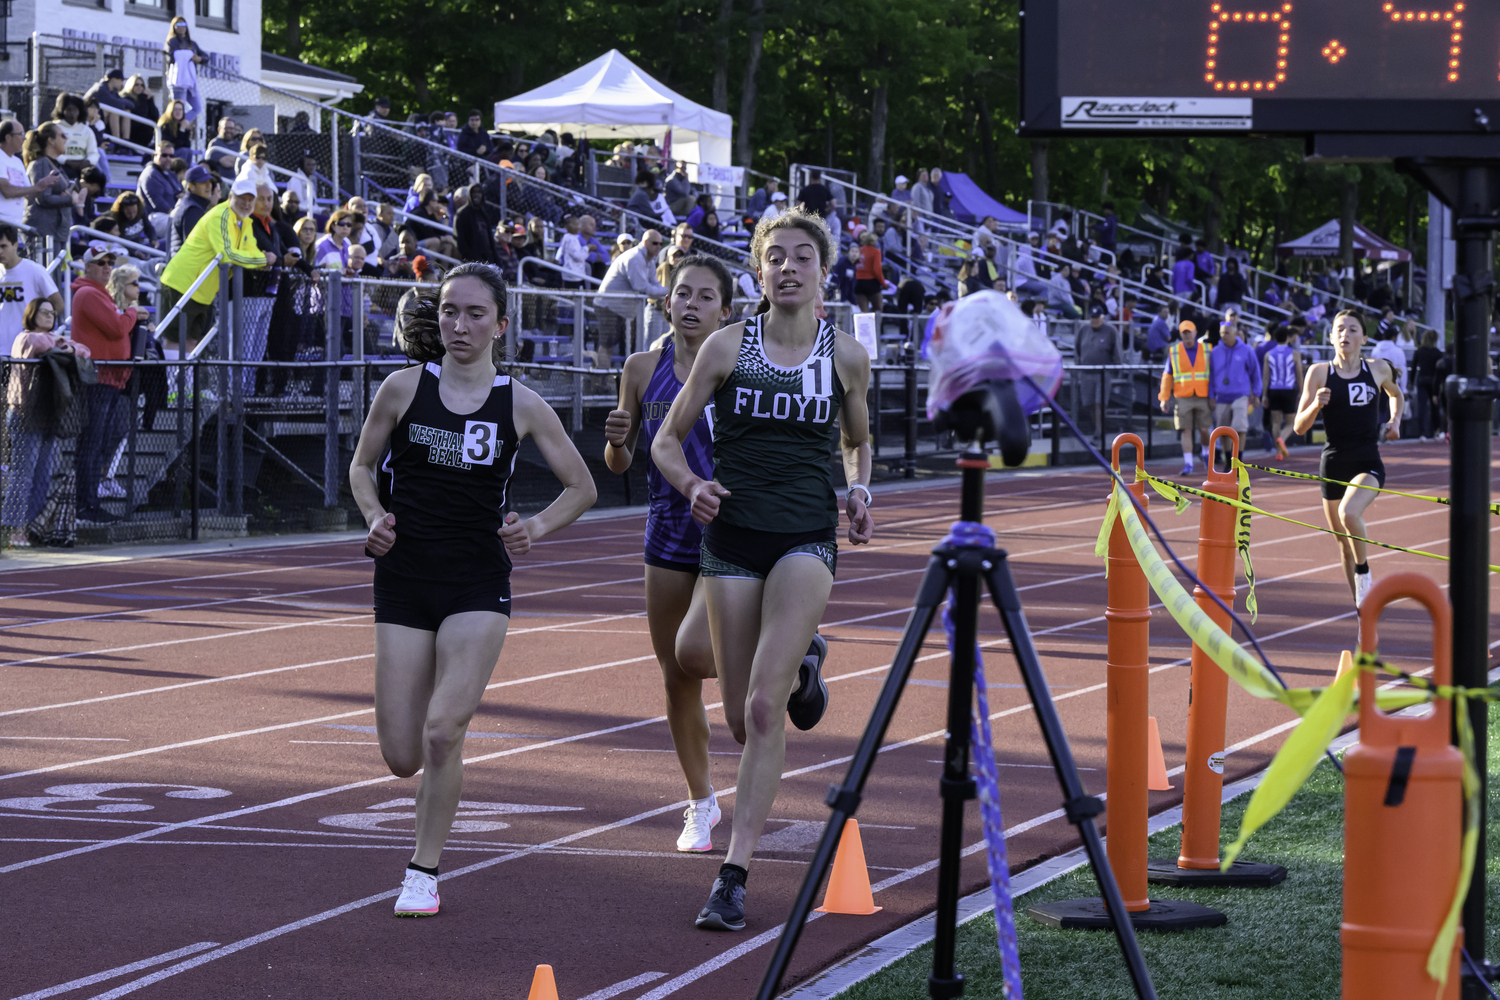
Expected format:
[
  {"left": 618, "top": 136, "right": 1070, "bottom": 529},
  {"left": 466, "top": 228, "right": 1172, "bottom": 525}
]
[
  {"left": 374, "top": 362, "right": 520, "bottom": 580},
  {"left": 1321, "top": 359, "right": 1381, "bottom": 455},
  {"left": 712, "top": 315, "right": 844, "bottom": 533}
]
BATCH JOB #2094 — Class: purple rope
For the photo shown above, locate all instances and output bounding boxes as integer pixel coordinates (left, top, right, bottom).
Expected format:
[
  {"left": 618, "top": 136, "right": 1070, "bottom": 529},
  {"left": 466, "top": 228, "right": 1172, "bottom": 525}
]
[{"left": 942, "top": 519, "right": 1023, "bottom": 999}]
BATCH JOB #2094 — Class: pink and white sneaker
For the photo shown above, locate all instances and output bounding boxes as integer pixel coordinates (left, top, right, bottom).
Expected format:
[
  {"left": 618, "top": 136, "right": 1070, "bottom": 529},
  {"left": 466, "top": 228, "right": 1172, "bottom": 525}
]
[
  {"left": 676, "top": 795, "right": 722, "bottom": 853},
  {"left": 394, "top": 869, "right": 440, "bottom": 917}
]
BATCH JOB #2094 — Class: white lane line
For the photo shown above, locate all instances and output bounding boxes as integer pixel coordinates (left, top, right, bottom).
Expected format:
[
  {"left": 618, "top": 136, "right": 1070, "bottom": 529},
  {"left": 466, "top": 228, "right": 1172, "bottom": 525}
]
[
  {"left": 8, "top": 942, "right": 220, "bottom": 1000},
  {"left": 577, "top": 972, "right": 670, "bottom": 1000},
  {"left": 0, "top": 610, "right": 372, "bottom": 671},
  {"left": 57, "top": 609, "right": 1335, "bottom": 996},
  {"left": 0, "top": 559, "right": 368, "bottom": 605},
  {"left": 0, "top": 736, "right": 128, "bottom": 741},
  {"left": 0, "top": 653, "right": 661, "bottom": 783},
  {"left": 0, "top": 655, "right": 373, "bottom": 719},
  {"left": 0, "top": 616, "right": 653, "bottom": 718}
]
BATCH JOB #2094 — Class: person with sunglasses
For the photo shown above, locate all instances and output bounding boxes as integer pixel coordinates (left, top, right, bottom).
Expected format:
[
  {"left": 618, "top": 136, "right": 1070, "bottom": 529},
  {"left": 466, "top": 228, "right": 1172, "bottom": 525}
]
[{"left": 314, "top": 209, "right": 356, "bottom": 271}]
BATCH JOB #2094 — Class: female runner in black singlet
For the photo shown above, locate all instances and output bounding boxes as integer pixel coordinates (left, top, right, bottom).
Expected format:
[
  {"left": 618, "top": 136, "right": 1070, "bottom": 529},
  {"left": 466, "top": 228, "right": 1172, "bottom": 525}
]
[
  {"left": 350, "top": 263, "right": 597, "bottom": 917},
  {"left": 1293, "top": 308, "right": 1402, "bottom": 607},
  {"left": 653, "top": 210, "right": 874, "bottom": 931}
]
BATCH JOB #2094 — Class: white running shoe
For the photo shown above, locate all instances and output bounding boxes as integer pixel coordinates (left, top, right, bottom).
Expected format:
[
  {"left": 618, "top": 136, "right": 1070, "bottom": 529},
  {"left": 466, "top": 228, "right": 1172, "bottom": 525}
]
[
  {"left": 676, "top": 795, "right": 722, "bottom": 853},
  {"left": 394, "top": 869, "right": 440, "bottom": 917},
  {"left": 1354, "top": 572, "right": 1374, "bottom": 609}
]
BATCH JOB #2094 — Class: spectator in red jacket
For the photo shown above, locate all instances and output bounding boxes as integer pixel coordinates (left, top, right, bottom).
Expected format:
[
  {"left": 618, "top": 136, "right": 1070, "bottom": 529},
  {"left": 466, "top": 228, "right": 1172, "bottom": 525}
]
[{"left": 70, "top": 241, "right": 138, "bottom": 522}]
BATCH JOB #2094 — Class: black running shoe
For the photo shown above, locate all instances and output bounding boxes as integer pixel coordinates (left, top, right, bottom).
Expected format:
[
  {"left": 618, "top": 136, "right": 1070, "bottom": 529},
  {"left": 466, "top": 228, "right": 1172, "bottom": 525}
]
[
  {"left": 695, "top": 871, "right": 747, "bottom": 931},
  {"left": 787, "top": 633, "right": 829, "bottom": 731}
]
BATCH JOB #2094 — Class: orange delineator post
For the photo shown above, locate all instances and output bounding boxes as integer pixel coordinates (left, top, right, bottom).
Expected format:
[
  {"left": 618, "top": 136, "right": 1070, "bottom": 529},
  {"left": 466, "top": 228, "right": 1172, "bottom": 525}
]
[
  {"left": 1176, "top": 426, "right": 1240, "bottom": 871},
  {"left": 1342, "top": 574, "right": 1461, "bottom": 1000},
  {"left": 1106, "top": 433, "right": 1152, "bottom": 912}
]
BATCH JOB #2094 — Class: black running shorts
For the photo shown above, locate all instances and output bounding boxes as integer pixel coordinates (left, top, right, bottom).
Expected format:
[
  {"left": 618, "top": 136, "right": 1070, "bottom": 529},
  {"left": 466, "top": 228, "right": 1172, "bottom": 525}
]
[
  {"left": 373, "top": 564, "right": 512, "bottom": 630},
  {"left": 1319, "top": 447, "right": 1386, "bottom": 502},
  {"left": 700, "top": 521, "right": 837, "bottom": 580}
]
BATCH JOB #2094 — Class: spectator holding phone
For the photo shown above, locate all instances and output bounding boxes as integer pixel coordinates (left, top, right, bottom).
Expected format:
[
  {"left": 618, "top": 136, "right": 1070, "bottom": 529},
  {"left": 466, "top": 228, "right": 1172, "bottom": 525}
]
[{"left": 22, "top": 123, "right": 74, "bottom": 262}]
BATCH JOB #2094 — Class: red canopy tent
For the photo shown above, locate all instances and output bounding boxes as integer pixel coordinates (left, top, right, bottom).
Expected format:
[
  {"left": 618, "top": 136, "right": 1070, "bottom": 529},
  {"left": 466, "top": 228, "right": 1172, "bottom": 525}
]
[{"left": 1275, "top": 220, "right": 1411, "bottom": 261}]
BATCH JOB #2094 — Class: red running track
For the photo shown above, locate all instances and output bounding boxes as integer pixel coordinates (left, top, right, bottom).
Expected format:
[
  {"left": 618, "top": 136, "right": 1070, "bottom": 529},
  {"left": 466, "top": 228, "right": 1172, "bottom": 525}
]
[{"left": 0, "top": 442, "right": 1493, "bottom": 1000}]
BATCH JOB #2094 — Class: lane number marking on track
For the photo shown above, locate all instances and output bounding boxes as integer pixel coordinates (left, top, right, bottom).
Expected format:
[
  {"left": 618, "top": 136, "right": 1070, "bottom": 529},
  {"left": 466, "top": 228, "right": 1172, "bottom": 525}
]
[
  {"left": 0, "top": 783, "right": 230, "bottom": 814},
  {"left": 319, "top": 798, "right": 583, "bottom": 834}
]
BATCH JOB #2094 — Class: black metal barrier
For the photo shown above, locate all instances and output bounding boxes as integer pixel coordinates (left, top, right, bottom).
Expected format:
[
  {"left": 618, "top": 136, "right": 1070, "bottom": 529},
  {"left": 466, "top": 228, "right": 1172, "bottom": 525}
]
[{"left": 1, "top": 352, "right": 1178, "bottom": 550}]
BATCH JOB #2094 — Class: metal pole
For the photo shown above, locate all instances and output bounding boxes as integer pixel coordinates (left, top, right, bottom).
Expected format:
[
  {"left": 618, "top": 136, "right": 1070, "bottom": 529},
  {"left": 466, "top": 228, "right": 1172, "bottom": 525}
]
[
  {"left": 904, "top": 330, "right": 918, "bottom": 478},
  {"left": 351, "top": 133, "right": 362, "bottom": 200},
  {"left": 1426, "top": 193, "right": 1449, "bottom": 345},
  {"left": 30, "top": 33, "right": 40, "bottom": 127},
  {"left": 1449, "top": 166, "right": 1496, "bottom": 997},
  {"left": 324, "top": 271, "right": 341, "bottom": 508},
  {"left": 229, "top": 266, "right": 244, "bottom": 518},
  {"left": 573, "top": 291, "right": 585, "bottom": 436},
  {"left": 215, "top": 263, "right": 230, "bottom": 516},
  {"left": 331, "top": 127, "right": 341, "bottom": 205},
  {"left": 353, "top": 279, "right": 367, "bottom": 425},
  {"left": 191, "top": 359, "right": 201, "bottom": 541}
]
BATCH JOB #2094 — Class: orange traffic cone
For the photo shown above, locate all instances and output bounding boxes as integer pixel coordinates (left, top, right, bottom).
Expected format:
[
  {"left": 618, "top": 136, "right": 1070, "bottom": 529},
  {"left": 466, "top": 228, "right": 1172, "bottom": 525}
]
[
  {"left": 815, "top": 819, "right": 882, "bottom": 915},
  {"left": 1147, "top": 716, "right": 1173, "bottom": 791},
  {"left": 526, "top": 965, "right": 559, "bottom": 1000},
  {"left": 1335, "top": 649, "right": 1354, "bottom": 681}
]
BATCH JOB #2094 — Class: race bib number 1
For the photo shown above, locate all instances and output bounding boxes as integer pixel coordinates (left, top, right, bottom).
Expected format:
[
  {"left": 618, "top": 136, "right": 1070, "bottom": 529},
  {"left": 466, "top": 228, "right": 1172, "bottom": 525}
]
[
  {"left": 802, "top": 356, "right": 834, "bottom": 398},
  {"left": 463, "top": 421, "right": 498, "bottom": 465}
]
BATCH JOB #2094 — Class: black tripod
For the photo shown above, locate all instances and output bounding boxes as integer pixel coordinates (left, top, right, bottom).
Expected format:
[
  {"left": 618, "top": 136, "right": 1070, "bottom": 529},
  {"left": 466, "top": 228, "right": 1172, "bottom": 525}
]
[{"left": 755, "top": 383, "right": 1156, "bottom": 1000}]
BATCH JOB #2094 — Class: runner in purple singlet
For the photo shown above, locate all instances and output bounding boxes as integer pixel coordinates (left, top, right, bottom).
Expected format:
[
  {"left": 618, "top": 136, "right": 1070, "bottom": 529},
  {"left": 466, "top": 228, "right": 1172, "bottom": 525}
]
[{"left": 604, "top": 254, "right": 733, "bottom": 853}]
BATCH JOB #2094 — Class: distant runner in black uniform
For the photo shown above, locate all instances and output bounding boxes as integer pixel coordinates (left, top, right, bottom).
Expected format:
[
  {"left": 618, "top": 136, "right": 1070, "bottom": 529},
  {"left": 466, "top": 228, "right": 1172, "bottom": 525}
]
[
  {"left": 349, "top": 262, "right": 597, "bottom": 917},
  {"left": 1293, "top": 308, "right": 1402, "bottom": 608},
  {"left": 652, "top": 209, "right": 874, "bottom": 932}
]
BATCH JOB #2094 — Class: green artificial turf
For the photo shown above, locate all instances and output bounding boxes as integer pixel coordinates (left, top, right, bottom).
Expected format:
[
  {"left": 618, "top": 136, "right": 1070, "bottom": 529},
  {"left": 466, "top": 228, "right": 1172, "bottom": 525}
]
[{"left": 839, "top": 706, "right": 1500, "bottom": 1000}]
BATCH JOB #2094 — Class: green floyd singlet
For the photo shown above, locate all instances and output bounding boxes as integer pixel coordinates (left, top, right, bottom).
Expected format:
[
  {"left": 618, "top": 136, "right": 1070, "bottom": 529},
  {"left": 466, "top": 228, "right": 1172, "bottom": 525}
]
[{"left": 711, "top": 314, "right": 845, "bottom": 533}]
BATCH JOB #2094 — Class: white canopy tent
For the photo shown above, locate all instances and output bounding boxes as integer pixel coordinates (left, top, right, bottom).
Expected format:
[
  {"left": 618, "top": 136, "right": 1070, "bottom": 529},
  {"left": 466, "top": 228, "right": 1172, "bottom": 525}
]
[{"left": 492, "top": 49, "right": 733, "bottom": 170}]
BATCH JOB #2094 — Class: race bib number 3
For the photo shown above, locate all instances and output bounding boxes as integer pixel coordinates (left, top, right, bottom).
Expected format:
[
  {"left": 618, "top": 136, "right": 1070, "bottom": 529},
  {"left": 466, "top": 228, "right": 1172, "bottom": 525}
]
[
  {"left": 463, "top": 420, "right": 498, "bottom": 465},
  {"left": 802, "top": 356, "right": 834, "bottom": 398}
]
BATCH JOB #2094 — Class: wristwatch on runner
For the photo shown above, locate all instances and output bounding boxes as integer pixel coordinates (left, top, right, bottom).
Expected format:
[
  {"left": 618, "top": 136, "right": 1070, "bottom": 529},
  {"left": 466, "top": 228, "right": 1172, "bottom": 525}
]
[{"left": 847, "top": 484, "right": 873, "bottom": 509}]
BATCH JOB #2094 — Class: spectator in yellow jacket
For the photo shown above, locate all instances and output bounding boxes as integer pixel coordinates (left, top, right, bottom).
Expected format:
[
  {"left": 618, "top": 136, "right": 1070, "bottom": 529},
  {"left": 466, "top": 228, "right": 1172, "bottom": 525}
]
[{"left": 158, "top": 175, "right": 275, "bottom": 353}]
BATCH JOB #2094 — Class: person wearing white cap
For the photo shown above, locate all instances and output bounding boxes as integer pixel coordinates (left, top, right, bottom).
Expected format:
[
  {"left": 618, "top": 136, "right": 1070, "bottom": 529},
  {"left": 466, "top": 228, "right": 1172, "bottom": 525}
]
[
  {"left": 759, "top": 190, "right": 787, "bottom": 224},
  {"left": 890, "top": 174, "right": 911, "bottom": 204},
  {"left": 70, "top": 241, "right": 136, "bottom": 522},
  {"left": 158, "top": 173, "right": 274, "bottom": 352}
]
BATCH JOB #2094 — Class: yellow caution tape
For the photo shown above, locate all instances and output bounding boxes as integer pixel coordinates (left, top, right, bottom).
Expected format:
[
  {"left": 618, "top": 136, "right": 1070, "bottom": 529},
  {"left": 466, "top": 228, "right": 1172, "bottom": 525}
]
[
  {"left": 1240, "top": 459, "right": 1500, "bottom": 516},
  {"left": 1141, "top": 472, "right": 1500, "bottom": 574},
  {"left": 1111, "top": 488, "right": 1427, "bottom": 715},
  {"left": 1109, "top": 481, "right": 1478, "bottom": 996},
  {"left": 1224, "top": 650, "right": 1480, "bottom": 998},
  {"left": 1236, "top": 461, "right": 1258, "bottom": 623}
]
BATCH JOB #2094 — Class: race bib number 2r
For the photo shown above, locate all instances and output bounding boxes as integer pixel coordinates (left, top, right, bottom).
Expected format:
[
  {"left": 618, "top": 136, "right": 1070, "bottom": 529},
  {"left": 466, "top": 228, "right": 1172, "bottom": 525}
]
[{"left": 463, "top": 421, "right": 498, "bottom": 465}]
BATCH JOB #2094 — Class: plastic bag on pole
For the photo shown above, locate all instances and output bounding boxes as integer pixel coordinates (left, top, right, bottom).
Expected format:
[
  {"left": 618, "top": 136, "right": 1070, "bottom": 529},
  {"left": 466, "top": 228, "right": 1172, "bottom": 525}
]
[{"left": 921, "top": 289, "right": 1063, "bottom": 418}]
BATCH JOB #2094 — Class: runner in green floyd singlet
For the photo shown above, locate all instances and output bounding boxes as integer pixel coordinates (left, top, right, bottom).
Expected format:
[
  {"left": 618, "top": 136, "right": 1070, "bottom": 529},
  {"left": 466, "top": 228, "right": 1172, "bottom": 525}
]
[{"left": 652, "top": 208, "right": 874, "bottom": 932}]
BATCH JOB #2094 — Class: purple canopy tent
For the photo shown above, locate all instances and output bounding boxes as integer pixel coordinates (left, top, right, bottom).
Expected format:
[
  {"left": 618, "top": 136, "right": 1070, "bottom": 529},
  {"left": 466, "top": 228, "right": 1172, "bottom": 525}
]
[
  {"left": 1275, "top": 220, "right": 1412, "bottom": 261},
  {"left": 937, "top": 173, "right": 1030, "bottom": 230}
]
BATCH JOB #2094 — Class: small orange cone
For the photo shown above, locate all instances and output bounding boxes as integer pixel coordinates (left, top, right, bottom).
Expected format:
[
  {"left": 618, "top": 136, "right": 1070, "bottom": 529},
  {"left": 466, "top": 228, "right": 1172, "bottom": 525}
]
[
  {"left": 526, "top": 965, "right": 559, "bottom": 1000},
  {"left": 815, "top": 819, "right": 882, "bottom": 915},
  {"left": 1335, "top": 649, "right": 1354, "bottom": 681},
  {"left": 1147, "top": 716, "right": 1173, "bottom": 791}
]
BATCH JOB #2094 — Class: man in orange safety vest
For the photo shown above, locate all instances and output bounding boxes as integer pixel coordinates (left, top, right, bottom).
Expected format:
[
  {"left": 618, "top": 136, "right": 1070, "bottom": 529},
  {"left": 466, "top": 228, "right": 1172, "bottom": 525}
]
[{"left": 1158, "top": 319, "right": 1211, "bottom": 475}]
